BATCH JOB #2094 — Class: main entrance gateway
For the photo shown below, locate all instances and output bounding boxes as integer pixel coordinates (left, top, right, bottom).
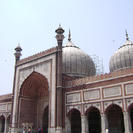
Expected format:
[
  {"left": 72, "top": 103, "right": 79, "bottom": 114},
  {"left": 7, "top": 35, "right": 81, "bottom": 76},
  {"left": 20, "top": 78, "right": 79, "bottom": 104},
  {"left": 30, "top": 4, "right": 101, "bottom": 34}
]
[{"left": 18, "top": 71, "right": 49, "bottom": 129}]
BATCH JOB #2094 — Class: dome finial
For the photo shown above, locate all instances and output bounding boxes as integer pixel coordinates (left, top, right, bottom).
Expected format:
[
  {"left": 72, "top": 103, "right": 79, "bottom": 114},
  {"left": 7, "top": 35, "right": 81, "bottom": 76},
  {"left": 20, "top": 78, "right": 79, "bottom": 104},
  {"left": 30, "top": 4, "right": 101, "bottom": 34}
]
[
  {"left": 68, "top": 29, "right": 71, "bottom": 41},
  {"left": 125, "top": 30, "right": 129, "bottom": 40}
]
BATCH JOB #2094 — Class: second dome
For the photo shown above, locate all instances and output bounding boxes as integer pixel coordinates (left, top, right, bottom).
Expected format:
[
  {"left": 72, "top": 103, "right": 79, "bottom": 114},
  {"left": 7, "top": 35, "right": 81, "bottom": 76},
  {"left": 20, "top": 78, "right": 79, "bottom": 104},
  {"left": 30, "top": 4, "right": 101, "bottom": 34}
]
[
  {"left": 109, "top": 32, "right": 133, "bottom": 72},
  {"left": 62, "top": 31, "right": 96, "bottom": 78}
]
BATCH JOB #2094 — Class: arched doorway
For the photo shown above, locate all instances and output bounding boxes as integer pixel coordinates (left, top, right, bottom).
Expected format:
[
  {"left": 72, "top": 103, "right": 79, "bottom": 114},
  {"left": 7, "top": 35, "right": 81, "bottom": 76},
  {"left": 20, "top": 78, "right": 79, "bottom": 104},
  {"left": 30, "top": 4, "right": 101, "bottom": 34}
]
[
  {"left": 42, "top": 106, "right": 48, "bottom": 133},
  {"left": 128, "top": 104, "right": 133, "bottom": 132},
  {"left": 87, "top": 107, "right": 101, "bottom": 133},
  {"left": 69, "top": 109, "right": 81, "bottom": 133},
  {"left": 19, "top": 72, "right": 49, "bottom": 129},
  {"left": 106, "top": 104, "right": 125, "bottom": 133},
  {"left": 0, "top": 115, "right": 5, "bottom": 133}
]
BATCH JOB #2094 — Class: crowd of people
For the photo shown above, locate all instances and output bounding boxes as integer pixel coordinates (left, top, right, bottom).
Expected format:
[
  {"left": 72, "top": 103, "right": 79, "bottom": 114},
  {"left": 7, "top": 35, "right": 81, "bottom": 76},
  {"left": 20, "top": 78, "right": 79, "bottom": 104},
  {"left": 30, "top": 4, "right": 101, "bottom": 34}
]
[{"left": 23, "top": 127, "right": 44, "bottom": 133}]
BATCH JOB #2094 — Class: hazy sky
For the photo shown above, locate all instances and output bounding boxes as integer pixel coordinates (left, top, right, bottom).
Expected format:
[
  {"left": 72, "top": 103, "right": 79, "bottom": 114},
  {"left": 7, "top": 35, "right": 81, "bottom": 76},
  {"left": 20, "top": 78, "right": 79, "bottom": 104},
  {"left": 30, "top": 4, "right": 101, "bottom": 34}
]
[{"left": 0, "top": 0, "right": 133, "bottom": 95}]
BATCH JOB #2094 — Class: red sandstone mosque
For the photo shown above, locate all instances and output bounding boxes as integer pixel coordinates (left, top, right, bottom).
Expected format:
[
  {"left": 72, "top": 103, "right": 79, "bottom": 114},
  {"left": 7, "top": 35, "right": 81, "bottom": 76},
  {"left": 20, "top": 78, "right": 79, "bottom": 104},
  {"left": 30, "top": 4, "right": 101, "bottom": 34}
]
[{"left": 0, "top": 26, "right": 133, "bottom": 133}]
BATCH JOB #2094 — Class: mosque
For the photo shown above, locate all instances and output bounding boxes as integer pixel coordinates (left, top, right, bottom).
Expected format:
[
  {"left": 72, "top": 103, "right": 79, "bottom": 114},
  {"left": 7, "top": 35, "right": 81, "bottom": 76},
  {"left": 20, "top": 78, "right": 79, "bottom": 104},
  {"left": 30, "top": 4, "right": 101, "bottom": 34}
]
[{"left": 0, "top": 25, "right": 133, "bottom": 133}]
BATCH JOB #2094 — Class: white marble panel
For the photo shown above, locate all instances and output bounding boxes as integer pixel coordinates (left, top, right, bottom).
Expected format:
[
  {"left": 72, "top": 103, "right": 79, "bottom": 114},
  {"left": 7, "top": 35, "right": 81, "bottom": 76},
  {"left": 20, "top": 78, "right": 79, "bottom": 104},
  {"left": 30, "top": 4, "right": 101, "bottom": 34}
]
[
  {"left": 18, "top": 61, "right": 51, "bottom": 90},
  {"left": 103, "top": 86, "right": 121, "bottom": 98},
  {"left": 84, "top": 103, "right": 101, "bottom": 113},
  {"left": 104, "top": 100, "right": 123, "bottom": 111},
  {"left": 125, "top": 83, "right": 133, "bottom": 95},
  {"left": 66, "top": 93, "right": 81, "bottom": 103},
  {"left": 7, "top": 103, "right": 12, "bottom": 111},
  {"left": 84, "top": 89, "right": 100, "bottom": 101},
  {"left": 126, "top": 98, "right": 133, "bottom": 108},
  {"left": 66, "top": 105, "right": 81, "bottom": 114},
  {"left": 0, "top": 104, "right": 6, "bottom": 111}
]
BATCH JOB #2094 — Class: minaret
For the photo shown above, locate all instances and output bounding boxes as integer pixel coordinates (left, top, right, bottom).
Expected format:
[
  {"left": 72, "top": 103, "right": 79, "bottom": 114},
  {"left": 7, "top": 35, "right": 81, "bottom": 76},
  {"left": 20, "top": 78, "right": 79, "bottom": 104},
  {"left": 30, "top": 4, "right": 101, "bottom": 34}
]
[
  {"left": 55, "top": 25, "right": 65, "bottom": 133},
  {"left": 11, "top": 44, "right": 22, "bottom": 130},
  {"left": 14, "top": 44, "right": 22, "bottom": 62}
]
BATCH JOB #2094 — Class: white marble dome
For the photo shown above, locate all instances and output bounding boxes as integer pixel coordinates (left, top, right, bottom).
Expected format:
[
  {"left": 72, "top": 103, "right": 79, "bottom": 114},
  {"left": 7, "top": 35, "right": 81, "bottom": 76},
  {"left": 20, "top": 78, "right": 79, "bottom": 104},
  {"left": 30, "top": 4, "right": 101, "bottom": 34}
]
[
  {"left": 62, "top": 33, "right": 96, "bottom": 78},
  {"left": 109, "top": 32, "right": 133, "bottom": 72}
]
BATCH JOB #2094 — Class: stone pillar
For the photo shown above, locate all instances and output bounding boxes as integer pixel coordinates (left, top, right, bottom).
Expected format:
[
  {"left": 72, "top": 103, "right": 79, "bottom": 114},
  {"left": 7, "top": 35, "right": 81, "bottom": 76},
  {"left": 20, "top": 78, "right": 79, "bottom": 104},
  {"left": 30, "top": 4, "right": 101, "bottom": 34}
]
[
  {"left": 101, "top": 113, "right": 108, "bottom": 133},
  {"left": 123, "top": 111, "right": 132, "bottom": 133},
  {"left": 65, "top": 116, "right": 71, "bottom": 133},
  {"left": 81, "top": 115, "right": 88, "bottom": 133},
  {"left": 4, "top": 117, "right": 7, "bottom": 133}
]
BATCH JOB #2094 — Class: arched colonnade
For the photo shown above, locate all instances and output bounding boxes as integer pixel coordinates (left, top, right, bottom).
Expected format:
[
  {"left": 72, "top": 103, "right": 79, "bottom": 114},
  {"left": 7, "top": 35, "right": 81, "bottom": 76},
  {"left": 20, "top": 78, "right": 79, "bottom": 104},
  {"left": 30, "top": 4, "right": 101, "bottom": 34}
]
[
  {"left": 0, "top": 114, "right": 11, "bottom": 133},
  {"left": 66, "top": 103, "right": 133, "bottom": 133}
]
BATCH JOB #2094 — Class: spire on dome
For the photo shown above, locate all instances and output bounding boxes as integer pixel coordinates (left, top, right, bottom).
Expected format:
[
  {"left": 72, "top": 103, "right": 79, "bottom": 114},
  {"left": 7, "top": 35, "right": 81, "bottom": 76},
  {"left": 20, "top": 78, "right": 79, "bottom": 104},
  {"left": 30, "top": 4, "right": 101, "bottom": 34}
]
[
  {"left": 125, "top": 30, "right": 129, "bottom": 41},
  {"left": 68, "top": 29, "right": 71, "bottom": 41}
]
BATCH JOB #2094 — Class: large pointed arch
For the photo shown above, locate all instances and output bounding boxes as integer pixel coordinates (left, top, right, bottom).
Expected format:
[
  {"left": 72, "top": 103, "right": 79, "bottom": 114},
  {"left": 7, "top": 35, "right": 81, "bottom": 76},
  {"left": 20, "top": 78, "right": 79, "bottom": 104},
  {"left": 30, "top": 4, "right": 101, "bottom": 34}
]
[
  {"left": 20, "top": 71, "right": 49, "bottom": 98},
  {"left": 18, "top": 71, "right": 49, "bottom": 129}
]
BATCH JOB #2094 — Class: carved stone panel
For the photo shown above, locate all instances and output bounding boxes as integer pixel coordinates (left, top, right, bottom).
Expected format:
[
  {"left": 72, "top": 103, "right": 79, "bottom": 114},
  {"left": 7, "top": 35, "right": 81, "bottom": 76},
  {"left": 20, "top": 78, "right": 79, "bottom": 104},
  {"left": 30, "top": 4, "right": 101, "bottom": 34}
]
[
  {"left": 125, "top": 83, "right": 133, "bottom": 95},
  {"left": 104, "top": 100, "right": 123, "bottom": 111},
  {"left": 66, "top": 105, "right": 81, "bottom": 115},
  {"left": 83, "top": 89, "right": 100, "bottom": 101},
  {"left": 126, "top": 98, "right": 133, "bottom": 109},
  {"left": 103, "top": 86, "right": 121, "bottom": 98},
  {"left": 66, "top": 92, "right": 81, "bottom": 104},
  {"left": 0, "top": 104, "right": 6, "bottom": 111},
  {"left": 84, "top": 103, "right": 101, "bottom": 113},
  {"left": 18, "top": 61, "right": 51, "bottom": 91}
]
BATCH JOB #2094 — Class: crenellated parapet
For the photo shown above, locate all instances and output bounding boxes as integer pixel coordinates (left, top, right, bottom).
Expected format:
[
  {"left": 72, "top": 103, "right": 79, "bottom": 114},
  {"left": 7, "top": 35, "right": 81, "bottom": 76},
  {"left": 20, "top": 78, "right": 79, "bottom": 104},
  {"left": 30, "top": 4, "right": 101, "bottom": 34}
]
[{"left": 64, "top": 67, "right": 133, "bottom": 88}]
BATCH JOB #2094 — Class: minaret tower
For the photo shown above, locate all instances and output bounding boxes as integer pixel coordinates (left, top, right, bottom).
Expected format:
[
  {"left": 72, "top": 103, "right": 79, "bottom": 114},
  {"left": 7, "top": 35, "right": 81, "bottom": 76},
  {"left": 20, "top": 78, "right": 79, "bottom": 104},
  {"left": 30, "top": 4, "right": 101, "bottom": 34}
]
[
  {"left": 55, "top": 25, "right": 65, "bottom": 133},
  {"left": 11, "top": 44, "right": 22, "bottom": 131}
]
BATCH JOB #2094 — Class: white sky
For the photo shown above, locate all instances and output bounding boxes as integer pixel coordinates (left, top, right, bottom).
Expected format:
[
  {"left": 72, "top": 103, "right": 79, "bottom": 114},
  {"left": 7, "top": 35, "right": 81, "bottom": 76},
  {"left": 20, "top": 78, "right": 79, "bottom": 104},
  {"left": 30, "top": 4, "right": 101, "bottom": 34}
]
[{"left": 0, "top": 0, "right": 133, "bottom": 95}]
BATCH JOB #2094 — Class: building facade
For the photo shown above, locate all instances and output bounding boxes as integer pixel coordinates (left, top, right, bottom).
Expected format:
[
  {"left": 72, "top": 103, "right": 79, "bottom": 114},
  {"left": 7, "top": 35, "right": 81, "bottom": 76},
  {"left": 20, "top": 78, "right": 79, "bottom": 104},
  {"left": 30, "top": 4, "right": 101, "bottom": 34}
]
[{"left": 0, "top": 26, "right": 133, "bottom": 133}]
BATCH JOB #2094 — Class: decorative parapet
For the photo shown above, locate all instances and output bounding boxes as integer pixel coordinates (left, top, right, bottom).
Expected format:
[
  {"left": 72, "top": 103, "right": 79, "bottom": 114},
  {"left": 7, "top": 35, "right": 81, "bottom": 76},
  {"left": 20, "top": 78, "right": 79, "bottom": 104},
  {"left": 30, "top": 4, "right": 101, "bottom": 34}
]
[
  {"left": 0, "top": 93, "right": 12, "bottom": 102},
  {"left": 17, "top": 46, "right": 57, "bottom": 66},
  {"left": 64, "top": 67, "right": 133, "bottom": 87}
]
